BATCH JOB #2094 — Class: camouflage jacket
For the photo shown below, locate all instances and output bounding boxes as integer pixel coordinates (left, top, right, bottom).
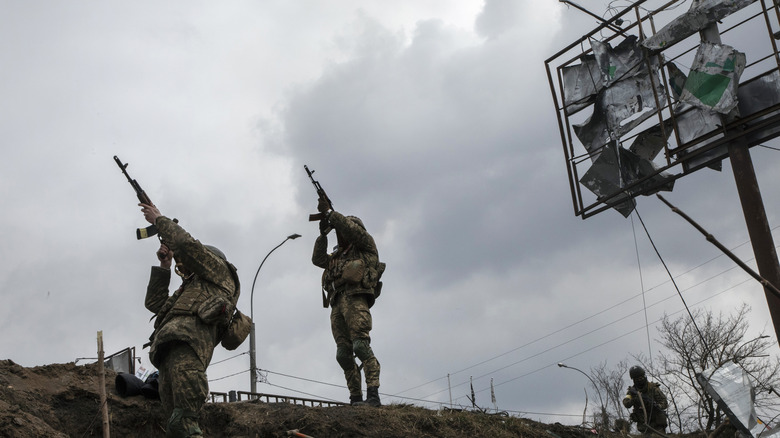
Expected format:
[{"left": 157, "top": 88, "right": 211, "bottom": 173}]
[
  {"left": 312, "top": 211, "right": 381, "bottom": 307},
  {"left": 145, "top": 216, "right": 239, "bottom": 368},
  {"left": 623, "top": 381, "right": 668, "bottom": 429}
]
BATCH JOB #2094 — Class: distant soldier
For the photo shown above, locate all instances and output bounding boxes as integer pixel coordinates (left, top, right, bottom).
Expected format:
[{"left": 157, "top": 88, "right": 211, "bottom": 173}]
[
  {"left": 623, "top": 365, "right": 668, "bottom": 435},
  {"left": 140, "top": 203, "right": 240, "bottom": 437},
  {"left": 311, "top": 197, "right": 384, "bottom": 406}
]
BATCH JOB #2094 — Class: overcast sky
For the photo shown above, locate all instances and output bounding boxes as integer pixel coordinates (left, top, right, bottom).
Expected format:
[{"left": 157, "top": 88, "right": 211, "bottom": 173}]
[{"left": 2, "top": 0, "right": 779, "bottom": 424}]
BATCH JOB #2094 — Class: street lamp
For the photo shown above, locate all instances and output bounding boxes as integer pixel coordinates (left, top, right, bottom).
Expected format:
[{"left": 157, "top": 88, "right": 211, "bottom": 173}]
[
  {"left": 558, "top": 363, "right": 607, "bottom": 430},
  {"left": 249, "top": 233, "right": 301, "bottom": 394}
]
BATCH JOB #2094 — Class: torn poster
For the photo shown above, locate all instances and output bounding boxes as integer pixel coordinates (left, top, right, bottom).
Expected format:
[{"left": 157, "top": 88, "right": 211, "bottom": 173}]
[{"left": 680, "top": 41, "right": 745, "bottom": 114}]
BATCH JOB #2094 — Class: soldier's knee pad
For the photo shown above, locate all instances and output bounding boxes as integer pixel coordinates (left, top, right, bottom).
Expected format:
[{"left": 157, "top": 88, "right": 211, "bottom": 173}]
[
  {"left": 336, "top": 345, "right": 355, "bottom": 371},
  {"left": 353, "top": 339, "right": 374, "bottom": 361}
]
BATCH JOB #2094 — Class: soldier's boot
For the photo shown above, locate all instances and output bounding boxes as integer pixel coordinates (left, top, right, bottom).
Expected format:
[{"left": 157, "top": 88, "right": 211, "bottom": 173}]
[
  {"left": 349, "top": 394, "right": 363, "bottom": 405},
  {"left": 364, "top": 386, "right": 381, "bottom": 407},
  {"left": 344, "top": 369, "right": 363, "bottom": 406}
]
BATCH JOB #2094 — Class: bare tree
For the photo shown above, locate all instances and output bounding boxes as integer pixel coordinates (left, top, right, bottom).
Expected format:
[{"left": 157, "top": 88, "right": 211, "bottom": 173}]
[
  {"left": 637, "top": 304, "right": 780, "bottom": 433},
  {"left": 591, "top": 360, "right": 629, "bottom": 430}
]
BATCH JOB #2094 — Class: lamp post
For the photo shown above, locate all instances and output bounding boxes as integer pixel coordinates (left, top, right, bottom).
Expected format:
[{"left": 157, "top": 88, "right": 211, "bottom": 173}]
[
  {"left": 558, "top": 363, "right": 607, "bottom": 430},
  {"left": 249, "top": 233, "right": 301, "bottom": 394}
]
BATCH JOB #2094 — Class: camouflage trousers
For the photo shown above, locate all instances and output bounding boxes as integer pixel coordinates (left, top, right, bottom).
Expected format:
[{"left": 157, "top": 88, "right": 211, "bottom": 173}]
[
  {"left": 631, "top": 410, "right": 667, "bottom": 435},
  {"left": 330, "top": 293, "right": 380, "bottom": 397},
  {"left": 157, "top": 342, "right": 208, "bottom": 438}
]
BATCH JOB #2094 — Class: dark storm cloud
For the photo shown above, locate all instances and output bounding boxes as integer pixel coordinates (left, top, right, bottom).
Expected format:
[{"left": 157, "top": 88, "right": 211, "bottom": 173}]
[
  {"left": 280, "top": 7, "right": 582, "bottom": 288},
  {"left": 1, "top": 0, "right": 778, "bottom": 424}
]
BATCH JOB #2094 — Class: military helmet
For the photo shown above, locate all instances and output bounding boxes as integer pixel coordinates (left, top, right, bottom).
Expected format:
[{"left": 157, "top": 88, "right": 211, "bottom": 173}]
[
  {"left": 629, "top": 365, "right": 646, "bottom": 380},
  {"left": 347, "top": 216, "right": 366, "bottom": 230},
  {"left": 204, "top": 245, "right": 227, "bottom": 261}
]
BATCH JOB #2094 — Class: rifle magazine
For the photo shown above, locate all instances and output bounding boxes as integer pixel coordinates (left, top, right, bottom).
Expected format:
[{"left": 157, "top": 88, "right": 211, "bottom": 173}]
[{"left": 136, "top": 224, "right": 158, "bottom": 240}]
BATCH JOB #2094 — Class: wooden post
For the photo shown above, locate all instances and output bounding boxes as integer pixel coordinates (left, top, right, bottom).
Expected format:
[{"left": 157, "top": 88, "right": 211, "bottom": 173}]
[{"left": 97, "top": 331, "right": 110, "bottom": 437}]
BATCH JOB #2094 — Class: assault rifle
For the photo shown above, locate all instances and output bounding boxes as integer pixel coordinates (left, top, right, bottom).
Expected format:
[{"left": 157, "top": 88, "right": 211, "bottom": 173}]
[
  {"left": 114, "top": 155, "right": 160, "bottom": 239},
  {"left": 304, "top": 165, "right": 333, "bottom": 221}
]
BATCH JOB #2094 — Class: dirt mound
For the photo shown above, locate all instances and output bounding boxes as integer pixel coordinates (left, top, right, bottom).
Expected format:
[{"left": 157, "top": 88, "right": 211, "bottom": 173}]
[{"left": 0, "top": 359, "right": 621, "bottom": 437}]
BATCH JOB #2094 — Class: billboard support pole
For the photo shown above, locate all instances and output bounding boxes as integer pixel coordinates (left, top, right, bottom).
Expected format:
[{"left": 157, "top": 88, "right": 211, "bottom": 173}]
[
  {"left": 698, "top": 12, "right": 780, "bottom": 345},
  {"left": 729, "top": 140, "right": 780, "bottom": 345}
]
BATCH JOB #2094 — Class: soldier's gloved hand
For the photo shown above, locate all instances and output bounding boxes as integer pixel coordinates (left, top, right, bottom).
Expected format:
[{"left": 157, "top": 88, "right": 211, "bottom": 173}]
[
  {"left": 319, "top": 218, "right": 332, "bottom": 235},
  {"left": 317, "top": 197, "right": 330, "bottom": 214}
]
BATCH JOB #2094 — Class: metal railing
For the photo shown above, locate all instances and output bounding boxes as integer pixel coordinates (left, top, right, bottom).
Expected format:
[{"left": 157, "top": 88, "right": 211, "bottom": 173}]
[{"left": 208, "top": 390, "right": 347, "bottom": 407}]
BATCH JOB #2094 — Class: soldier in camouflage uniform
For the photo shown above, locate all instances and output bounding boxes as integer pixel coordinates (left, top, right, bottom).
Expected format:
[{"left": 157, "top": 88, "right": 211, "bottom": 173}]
[
  {"left": 311, "top": 198, "right": 383, "bottom": 407},
  {"left": 140, "top": 203, "right": 240, "bottom": 437},
  {"left": 623, "top": 365, "right": 668, "bottom": 435}
]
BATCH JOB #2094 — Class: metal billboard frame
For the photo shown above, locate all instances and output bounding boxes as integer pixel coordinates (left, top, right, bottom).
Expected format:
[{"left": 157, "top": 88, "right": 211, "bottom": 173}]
[{"left": 545, "top": 0, "right": 780, "bottom": 219}]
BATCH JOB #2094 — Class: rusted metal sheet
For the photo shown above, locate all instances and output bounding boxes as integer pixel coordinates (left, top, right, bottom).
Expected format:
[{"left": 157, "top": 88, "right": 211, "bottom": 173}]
[
  {"left": 628, "top": 119, "right": 673, "bottom": 162},
  {"left": 572, "top": 36, "right": 666, "bottom": 160},
  {"left": 591, "top": 35, "right": 646, "bottom": 87},
  {"left": 574, "top": 68, "right": 664, "bottom": 160},
  {"left": 738, "top": 70, "right": 780, "bottom": 146},
  {"left": 562, "top": 55, "right": 602, "bottom": 114},
  {"left": 642, "top": 0, "right": 757, "bottom": 51},
  {"left": 580, "top": 140, "right": 675, "bottom": 217},
  {"left": 675, "top": 105, "right": 726, "bottom": 171}
]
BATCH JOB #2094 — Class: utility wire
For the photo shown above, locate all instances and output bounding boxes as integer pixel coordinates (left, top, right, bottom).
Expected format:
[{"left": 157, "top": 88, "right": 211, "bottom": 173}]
[
  {"left": 258, "top": 369, "right": 466, "bottom": 409},
  {"left": 631, "top": 212, "right": 654, "bottom": 363},
  {"left": 210, "top": 351, "right": 247, "bottom": 366},
  {"left": 633, "top": 208, "right": 702, "bottom": 335},
  {"left": 209, "top": 369, "right": 248, "bottom": 383},
  {"left": 260, "top": 364, "right": 586, "bottom": 419},
  {"left": 255, "top": 217, "right": 778, "bottom": 414},
  {"left": 460, "top": 217, "right": 777, "bottom": 393},
  {"left": 758, "top": 143, "right": 780, "bottom": 152},
  {"left": 420, "top": 222, "right": 773, "bottom": 402},
  {"left": 228, "top": 273, "right": 753, "bottom": 413},
  {"left": 206, "top": 353, "right": 598, "bottom": 420},
  {"left": 261, "top": 381, "right": 343, "bottom": 403},
  {"left": 420, "top": 267, "right": 756, "bottom": 402},
  {"left": 201, "top": 204, "right": 780, "bottom": 414},
  {"left": 457, "top": 276, "right": 751, "bottom": 404},
  {"left": 242, "top": 269, "right": 747, "bottom": 418},
  {"left": 255, "top": 368, "right": 566, "bottom": 417},
  {"left": 398, "top": 228, "right": 772, "bottom": 397},
  {"left": 398, "top": 256, "right": 681, "bottom": 395},
  {"left": 214, "top": 214, "right": 780, "bottom": 412},
  {"left": 261, "top": 369, "right": 345, "bottom": 389}
]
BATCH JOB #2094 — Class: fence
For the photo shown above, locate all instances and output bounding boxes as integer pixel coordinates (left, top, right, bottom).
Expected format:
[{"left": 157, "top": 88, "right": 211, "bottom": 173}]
[{"left": 208, "top": 390, "right": 347, "bottom": 407}]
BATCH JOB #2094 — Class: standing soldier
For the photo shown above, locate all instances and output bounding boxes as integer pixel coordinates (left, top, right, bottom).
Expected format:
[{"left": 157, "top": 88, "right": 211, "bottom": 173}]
[
  {"left": 311, "top": 197, "right": 384, "bottom": 406},
  {"left": 140, "top": 203, "right": 240, "bottom": 437},
  {"left": 623, "top": 365, "right": 669, "bottom": 435}
]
